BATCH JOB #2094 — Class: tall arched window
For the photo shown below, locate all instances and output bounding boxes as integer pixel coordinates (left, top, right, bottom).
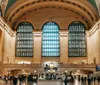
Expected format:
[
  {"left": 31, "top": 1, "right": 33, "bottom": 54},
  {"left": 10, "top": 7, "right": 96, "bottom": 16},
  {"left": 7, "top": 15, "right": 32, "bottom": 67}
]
[
  {"left": 68, "top": 21, "right": 87, "bottom": 57},
  {"left": 42, "top": 21, "right": 60, "bottom": 57},
  {"left": 16, "top": 22, "right": 33, "bottom": 57}
]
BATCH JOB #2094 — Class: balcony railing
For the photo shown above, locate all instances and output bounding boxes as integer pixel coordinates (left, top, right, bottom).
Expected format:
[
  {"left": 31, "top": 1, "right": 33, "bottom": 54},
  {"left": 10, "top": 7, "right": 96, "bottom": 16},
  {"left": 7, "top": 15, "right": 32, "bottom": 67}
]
[{"left": 2, "top": 63, "right": 95, "bottom": 69}]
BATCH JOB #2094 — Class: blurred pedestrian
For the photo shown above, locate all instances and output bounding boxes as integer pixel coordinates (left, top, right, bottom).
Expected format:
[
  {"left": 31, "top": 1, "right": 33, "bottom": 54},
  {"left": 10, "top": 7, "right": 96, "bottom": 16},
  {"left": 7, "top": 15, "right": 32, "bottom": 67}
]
[
  {"left": 64, "top": 76, "right": 68, "bottom": 85},
  {"left": 13, "top": 76, "right": 18, "bottom": 85}
]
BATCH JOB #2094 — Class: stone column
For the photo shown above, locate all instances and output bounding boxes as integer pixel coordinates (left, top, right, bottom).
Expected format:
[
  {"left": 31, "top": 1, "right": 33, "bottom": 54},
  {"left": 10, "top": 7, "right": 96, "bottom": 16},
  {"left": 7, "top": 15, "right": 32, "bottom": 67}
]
[
  {"left": 1, "top": 30, "right": 5, "bottom": 64},
  {"left": 12, "top": 33, "right": 16, "bottom": 63},
  {"left": 0, "top": 30, "right": 4, "bottom": 76},
  {"left": 60, "top": 30, "right": 68, "bottom": 64},
  {"left": 0, "top": 29, "right": 3, "bottom": 62},
  {"left": 33, "top": 31, "right": 42, "bottom": 64},
  {"left": 98, "top": 24, "right": 100, "bottom": 64},
  {"left": 86, "top": 31, "right": 91, "bottom": 64}
]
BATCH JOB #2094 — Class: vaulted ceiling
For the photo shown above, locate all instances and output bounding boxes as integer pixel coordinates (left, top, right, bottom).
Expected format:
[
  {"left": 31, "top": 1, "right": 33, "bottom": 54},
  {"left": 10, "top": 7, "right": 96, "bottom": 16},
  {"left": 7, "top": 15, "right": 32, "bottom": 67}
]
[
  {"left": 1, "top": 0, "right": 99, "bottom": 30},
  {"left": 5, "top": 0, "right": 98, "bottom": 13}
]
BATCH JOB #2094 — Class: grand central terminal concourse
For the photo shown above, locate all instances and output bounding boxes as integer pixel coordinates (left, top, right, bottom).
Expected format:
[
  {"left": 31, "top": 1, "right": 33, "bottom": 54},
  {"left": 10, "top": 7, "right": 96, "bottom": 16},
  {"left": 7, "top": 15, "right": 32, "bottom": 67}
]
[{"left": 1, "top": 0, "right": 100, "bottom": 85}]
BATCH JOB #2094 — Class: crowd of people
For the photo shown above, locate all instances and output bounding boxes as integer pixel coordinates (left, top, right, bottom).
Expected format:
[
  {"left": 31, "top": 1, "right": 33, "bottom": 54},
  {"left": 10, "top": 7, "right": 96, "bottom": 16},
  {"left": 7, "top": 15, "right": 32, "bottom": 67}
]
[
  {"left": 3, "top": 74, "right": 38, "bottom": 85},
  {"left": 74, "top": 75, "right": 100, "bottom": 85},
  {"left": 1, "top": 73, "right": 100, "bottom": 85}
]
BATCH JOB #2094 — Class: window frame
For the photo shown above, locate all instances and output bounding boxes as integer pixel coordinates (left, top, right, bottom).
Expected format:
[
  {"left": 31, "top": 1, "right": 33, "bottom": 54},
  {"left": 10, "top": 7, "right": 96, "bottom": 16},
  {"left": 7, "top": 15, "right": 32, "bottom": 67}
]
[
  {"left": 68, "top": 21, "right": 87, "bottom": 57},
  {"left": 16, "top": 22, "right": 34, "bottom": 57},
  {"left": 42, "top": 21, "right": 60, "bottom": 57}
]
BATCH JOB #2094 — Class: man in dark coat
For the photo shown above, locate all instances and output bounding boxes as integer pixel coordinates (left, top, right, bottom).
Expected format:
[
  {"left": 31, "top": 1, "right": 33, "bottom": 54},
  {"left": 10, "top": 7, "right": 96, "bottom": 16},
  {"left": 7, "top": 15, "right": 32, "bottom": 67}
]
[
  {"left": 64, "top": 76, "right": 68, "bottom": 85},
  {"left": 13, "top": 77, "right": 18, "bottom": 85}
]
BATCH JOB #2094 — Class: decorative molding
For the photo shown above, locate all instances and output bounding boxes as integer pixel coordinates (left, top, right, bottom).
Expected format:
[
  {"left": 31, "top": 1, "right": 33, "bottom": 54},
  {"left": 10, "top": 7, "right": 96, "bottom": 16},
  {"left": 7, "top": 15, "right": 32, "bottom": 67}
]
[
  {"left": 0, "top": 17, "right": 13, "bottom": 36},
  {"left": 60, "top": 30, "right": 69, "bottom": 37},
  {"left": 34, "top": 31, "right": 42, "bottom": 37},
  {"left": 1, "top": 0, "right": 8, "bottom": 16},
  {"left": 86, "top": 30, "right": 90, "bottom": 37},
  {"left": 5, "top": 0, "right": 98, "bottom": 30},
  {"left": 3, "top": 64, "right": 95, "bottom": 69},
  {"left": 87, "top": 19, "right": 100, "bottom": 36}
]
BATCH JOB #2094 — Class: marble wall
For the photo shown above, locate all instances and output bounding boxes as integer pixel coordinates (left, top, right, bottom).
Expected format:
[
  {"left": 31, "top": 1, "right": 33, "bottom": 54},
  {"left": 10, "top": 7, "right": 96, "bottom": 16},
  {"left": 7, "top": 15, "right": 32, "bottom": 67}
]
[
  {"left": 87, "top": 29, "right": 99, "bottom": 64},
  {"left": 0, "top": 17, "right": 14, "bottom": 64},
  {"left": 1, "top": 16, "right": 100, "bottom": 65},
  {"left": 3, "top": 31, "right": 15, "bottom": 64}
]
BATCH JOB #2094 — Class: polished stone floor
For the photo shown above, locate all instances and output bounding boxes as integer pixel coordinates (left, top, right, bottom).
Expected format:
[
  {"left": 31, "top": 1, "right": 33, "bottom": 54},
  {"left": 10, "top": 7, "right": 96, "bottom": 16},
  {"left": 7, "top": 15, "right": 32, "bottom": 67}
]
[{"left": 0, "top": 79, "right": 100, "bottom": 85}]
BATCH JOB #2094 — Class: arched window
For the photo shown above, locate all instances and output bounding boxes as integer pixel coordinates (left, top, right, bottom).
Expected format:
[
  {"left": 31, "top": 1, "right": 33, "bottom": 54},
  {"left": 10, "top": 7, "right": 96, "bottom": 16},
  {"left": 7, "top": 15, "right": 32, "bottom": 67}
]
[
  {"left": 42, "top": 21, "right": 60, "bottom": 57},
  {"left": 16, "top": 22, "right": 33, "bottom": 57},
  {"left": 68, "top": 21, "right": 87, "bottom": 57}
]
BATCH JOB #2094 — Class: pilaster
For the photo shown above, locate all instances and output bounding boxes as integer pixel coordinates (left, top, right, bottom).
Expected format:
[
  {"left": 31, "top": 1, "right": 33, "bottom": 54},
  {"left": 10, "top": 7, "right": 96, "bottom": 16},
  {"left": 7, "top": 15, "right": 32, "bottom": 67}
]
[
  {"left": 60, "top": 30, "right": 68, "bottom": 64},
  {"left": 33, "top": 31, "right": 42, "bottom": 64}
]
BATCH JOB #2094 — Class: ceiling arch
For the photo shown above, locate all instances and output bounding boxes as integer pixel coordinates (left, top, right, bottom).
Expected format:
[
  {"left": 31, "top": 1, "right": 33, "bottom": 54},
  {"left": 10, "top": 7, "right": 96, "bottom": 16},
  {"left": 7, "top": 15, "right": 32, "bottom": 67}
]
[
  {"left": 5, "top": 0, "right": 98, "bottom": 13},
  {"left": 88, "top": 0, "right": 98, "bottom": 10},
  {"left": 5, "top": 0, "right": 99, "bottom": 30}
]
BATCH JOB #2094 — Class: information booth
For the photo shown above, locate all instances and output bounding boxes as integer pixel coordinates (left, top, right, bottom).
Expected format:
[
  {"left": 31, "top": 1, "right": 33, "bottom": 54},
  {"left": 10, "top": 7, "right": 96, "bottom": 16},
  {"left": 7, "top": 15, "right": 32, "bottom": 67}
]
[{"left": 37, "top": 61, "right": 63, "bottom": 85}]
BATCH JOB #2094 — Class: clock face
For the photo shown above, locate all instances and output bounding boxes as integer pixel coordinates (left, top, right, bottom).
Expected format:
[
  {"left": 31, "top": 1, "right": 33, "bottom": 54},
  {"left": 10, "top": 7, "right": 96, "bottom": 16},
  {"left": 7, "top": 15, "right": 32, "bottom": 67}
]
[{"left": 49, "top": 63, "right": 54, "bottom": 68}]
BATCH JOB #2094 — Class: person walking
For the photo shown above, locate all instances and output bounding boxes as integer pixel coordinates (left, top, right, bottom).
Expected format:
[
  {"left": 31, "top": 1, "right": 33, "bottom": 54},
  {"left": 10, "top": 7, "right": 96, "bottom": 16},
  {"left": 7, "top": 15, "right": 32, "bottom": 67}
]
[
  {"left": 64, "top": 76, "right": 68, "bottom": 85},
  {"left": 13, "top": 76, "right": 18, "bottom": 85}
]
